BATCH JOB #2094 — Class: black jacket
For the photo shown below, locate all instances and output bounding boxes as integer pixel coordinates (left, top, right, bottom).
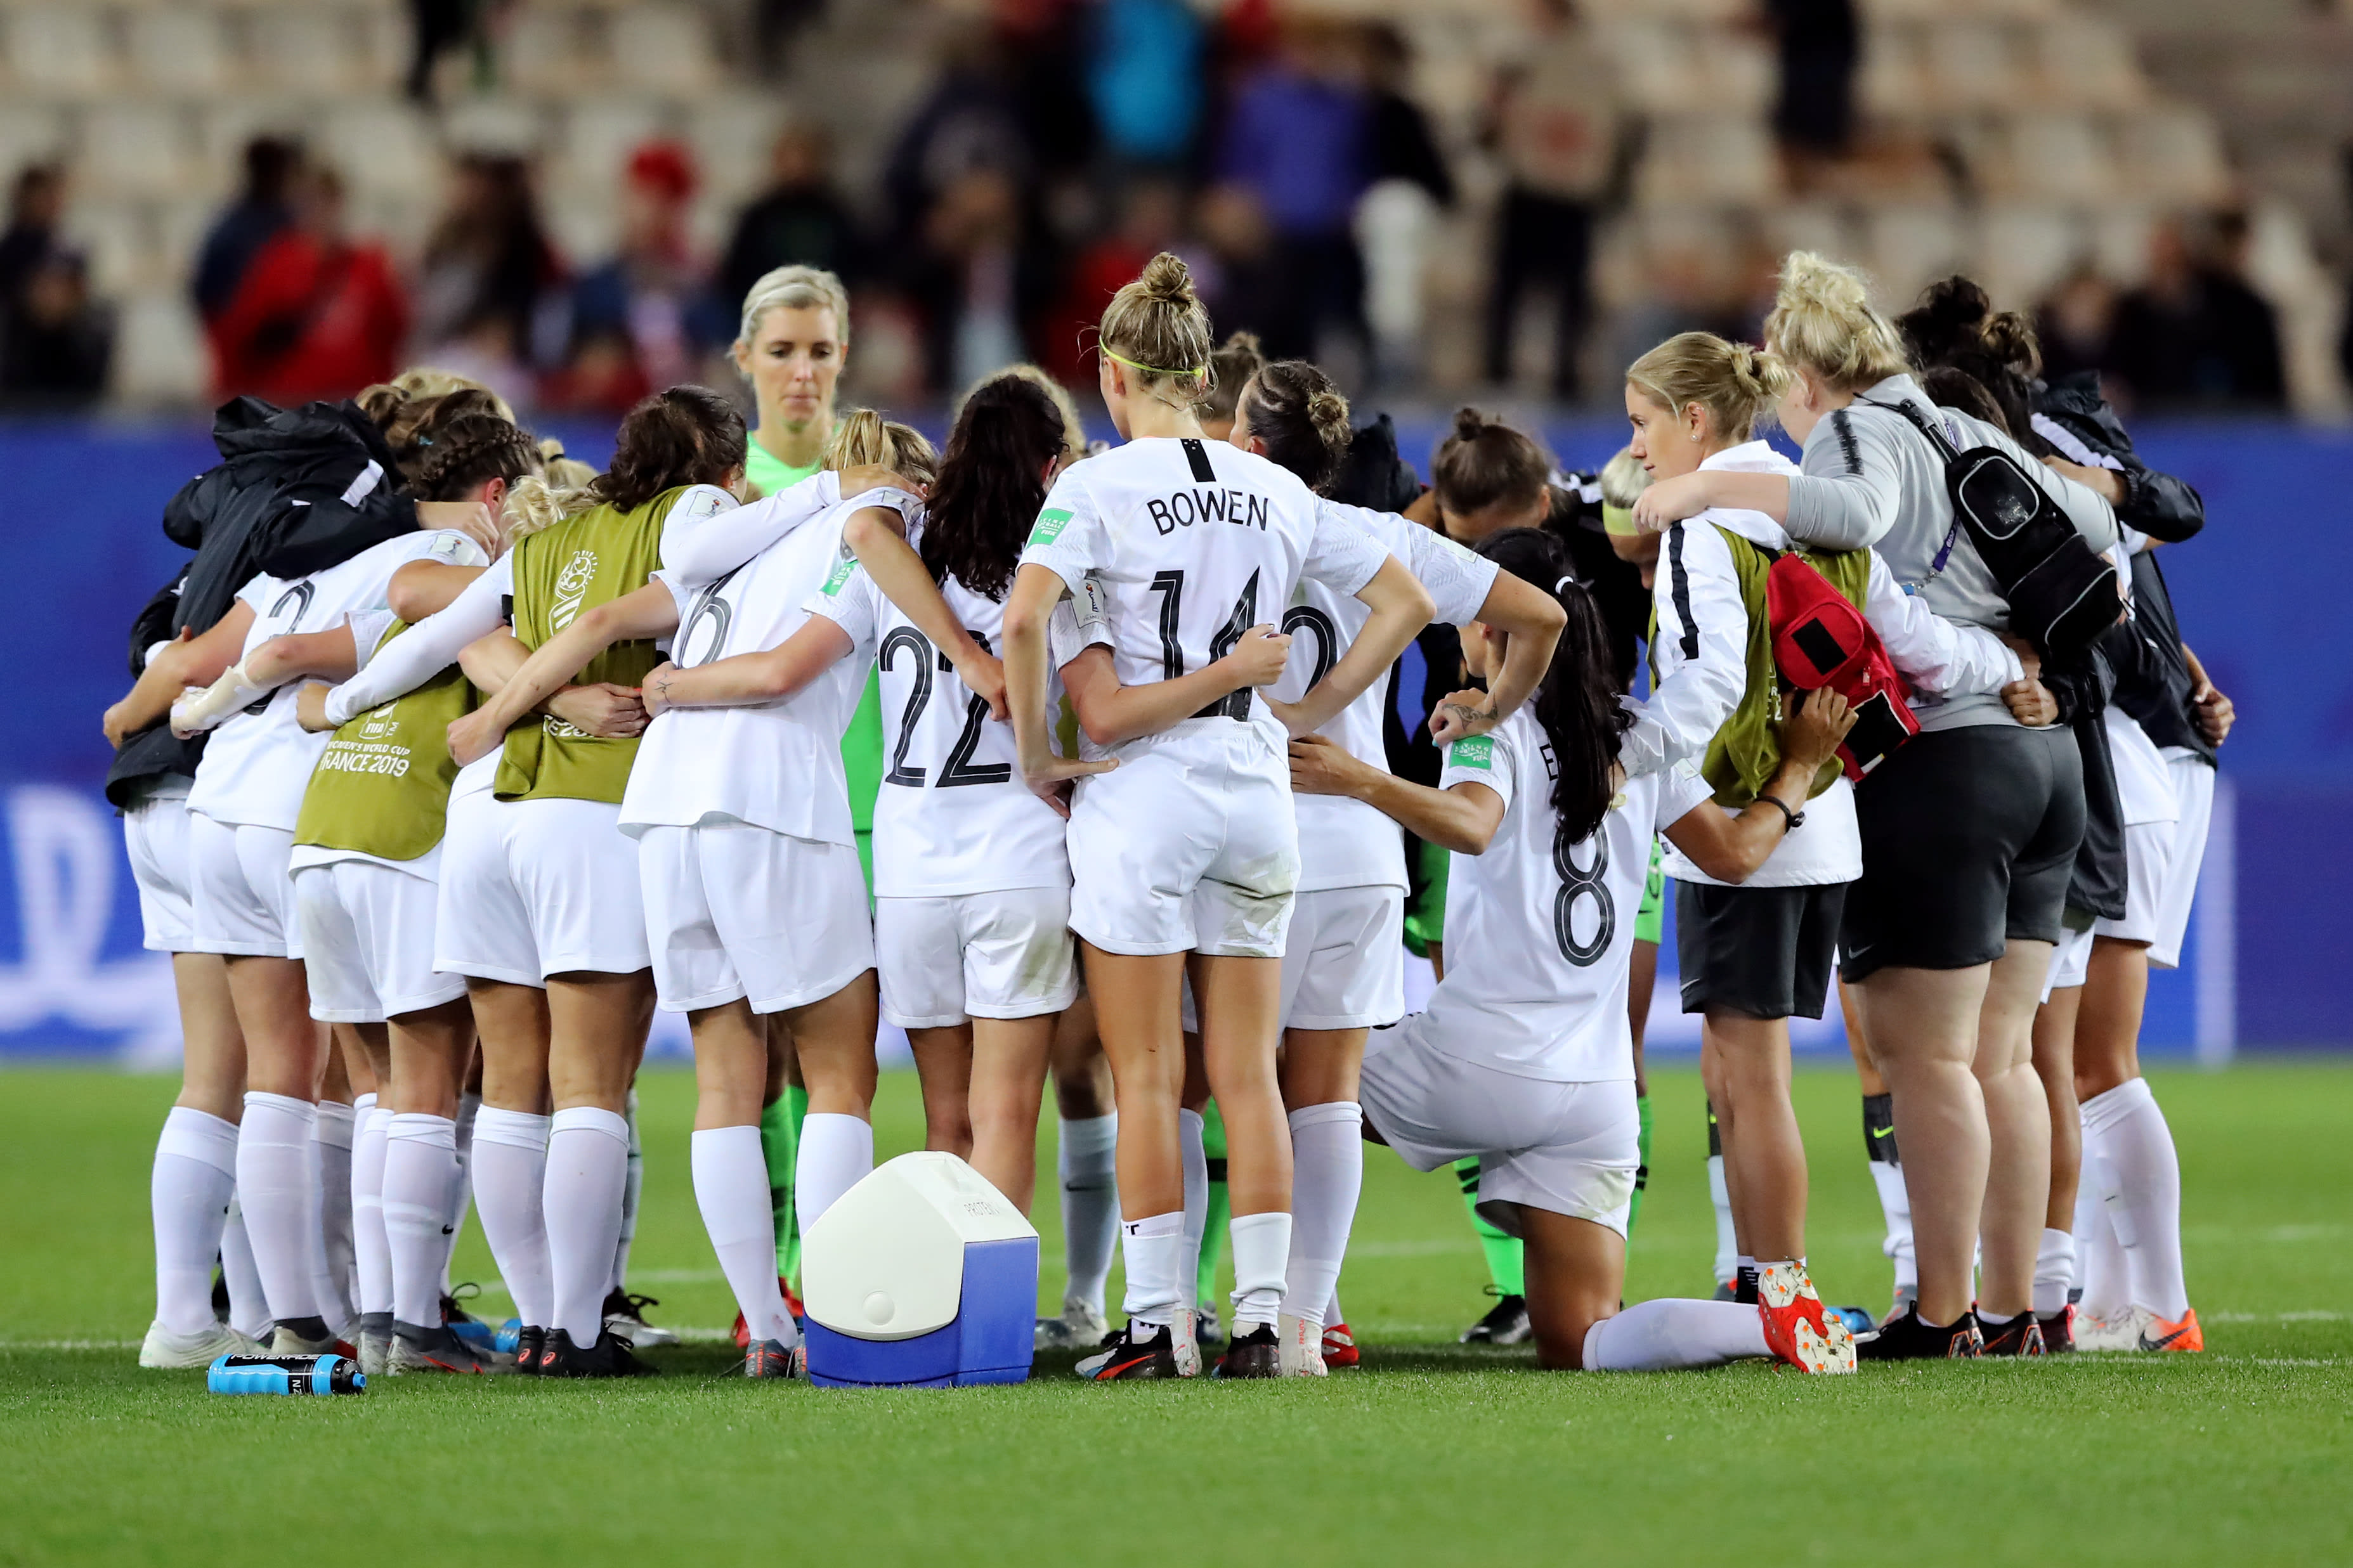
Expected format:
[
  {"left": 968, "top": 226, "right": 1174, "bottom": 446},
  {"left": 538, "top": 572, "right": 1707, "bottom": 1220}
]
[
  {"left": 2031, "top": 372, "right": 2213, "bottom": 763},
  {"left": 105, "top": 396, "right": 421, "bottom": 807}
]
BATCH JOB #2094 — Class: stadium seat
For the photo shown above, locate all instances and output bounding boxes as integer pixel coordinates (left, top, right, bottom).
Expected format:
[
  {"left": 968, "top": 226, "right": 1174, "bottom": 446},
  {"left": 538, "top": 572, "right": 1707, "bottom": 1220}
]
[
  {"left": 0, "top": 103, "right": 68, "bottom": 176},
  {"left": 686, "top": 94, "right": 788, "bottom": 205},
  {"left": 1634, "top": 115, "right": 1783, "bottom": 206},
  {"left": 1975, "top": 113, "right": 2118, "bottom": 203},
  {"left": 78, "top": 106, "right": 197, "bottom": 201},
  {"left": 2026, "top": 14, "right": 2147, "bottom": 110},
  {"left": 1976, "top": 203, "right": 2084, "bottom": 308},
  {"left": 2115, "top": 108, "right": 2232, "bottom": 205},
  {"left": 442, "top": 98, "right": 547, "bottom": 159},
  {"left": 1861, "top": 203, "right": 1974, "bottom": 302},
  {"left": 111, "top": 287, "right": 209, "bottom": 404},
  {"left": 1919, "top": 21, "right": 2026, "bottom": 112},
  {"left": 1, "top": 7, "right": 118, "bottom": 98},
  {"left": 1857, "top": 24, "right": 1931, "bottom": 120},
  {"left": 495, "top": 8, "right": 589, "bottom": 96},
  {"left": 124, "top": 10, "right": 238, "bottom": 96},
  {"left": 316, "top": 103, "right": 440, "bottom": 202},
  {"left": 62, "top": 198, "right": 158, "bottom": 294},
  {"left": 609, "top": 7, "right": 719, "bottom": 94}
]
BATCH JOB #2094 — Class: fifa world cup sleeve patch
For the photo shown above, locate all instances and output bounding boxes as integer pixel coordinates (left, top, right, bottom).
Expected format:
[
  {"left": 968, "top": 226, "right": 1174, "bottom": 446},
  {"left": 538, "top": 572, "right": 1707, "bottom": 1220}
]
[
  {"left": 1447, "top": 736, "right": 1494, "bottom": 770},
  {"left": 821, "top": 552, "right": 859, "bottom": 596},
  {"left": 1075, "top": 571, "right": 1108, "bottom": 630},
  {"left": 1027, "top": 507, "right": 1073, "bottom": 548}
]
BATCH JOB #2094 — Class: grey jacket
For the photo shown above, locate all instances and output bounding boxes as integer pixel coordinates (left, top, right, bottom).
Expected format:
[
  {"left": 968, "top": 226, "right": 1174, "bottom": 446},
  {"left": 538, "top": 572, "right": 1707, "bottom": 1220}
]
[{"left": 1784, "top": 373, "right": 2118, "bottom": 730}]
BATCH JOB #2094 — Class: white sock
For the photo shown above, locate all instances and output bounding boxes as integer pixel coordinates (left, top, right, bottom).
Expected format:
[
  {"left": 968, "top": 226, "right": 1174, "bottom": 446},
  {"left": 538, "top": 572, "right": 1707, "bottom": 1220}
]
[
  {"left": 2033, "top": 1226, "right": 2077, "bottom": 1318},
  {"left": 545, "top": 1106, "right": 630, "bottom": 1346},
  {"left": 1228, "top": 1210, "right": 1291, "bottom": 1330},
  {"left": 796, "top": 1112, "right": 874, "bottom": 1233},
  {"left": 612, "top": 1087, "right": 642, "bottom": 1294},
  {"left": 2080, "top": 1079, "right": 2189, "bottom": 1319},
  {"left": 472, "top": 1108, "right": 554, "bottom": 1329},
  {"left": 1326, "top": 1288, "right": 1341, "bottom": 1326},
  {"left": 1119, "top": 1210, "right": 1184, "bottom": 1328},
  {"left": 444, "top": 1091, "right": 480, "bottom": 1299},
  {"left": 351, "top": 1099, "right": 393, "bottom": 1317},
  {"left": 151, "top": 1107, "right": 238, "bottom": 1334},
  {"left": 383, "top": 1113, "right": 460, "bottom": 1328},
  {"left": 1869, "top": 1160, "right": 1917, "bottom": 1293},
  {"left": 219, "top": 1196, "right": 270, "bottom": 1338},
  {"left": 1707, "top": 1154, "right": 1737, "bottom": 1287},
  {"left": 313, "top": 1101, "right": 357, "bottom": 1337},
  {"left": 1178, "top": 1108, "right": 1208, "bottom": 1314},
  {"left": 1282, "top": 1102, "right": 1360, "bottom": 1332},
  {"left": 235, "top": 1091, "right": 320, "bottom": 1325},
  {"left": 1057, "top": 1113, "right": 1119, "bottom": 1315},
  {"left": 692, "top": 1125, "right": 799, "bottom": 1347},
  {"left": 1582, "top": 1298, "right": 1771, "bottom": 1371}
]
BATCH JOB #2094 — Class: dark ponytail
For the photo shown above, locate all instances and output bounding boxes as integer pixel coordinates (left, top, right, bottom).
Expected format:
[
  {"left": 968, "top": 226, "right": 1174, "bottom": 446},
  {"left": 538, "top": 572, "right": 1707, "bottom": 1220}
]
[
  {"left": 1471, "top": 528, "right": 1630, "bottom": 849},
  {"left": 592, "top": 385, "right": 748, "bottom": 514},
  {"left": 920, "top": 374, "right": 1069, "bottom": 602},
  {"left": 1897, "top": 275, "right": 2042, "bottom": 447}
]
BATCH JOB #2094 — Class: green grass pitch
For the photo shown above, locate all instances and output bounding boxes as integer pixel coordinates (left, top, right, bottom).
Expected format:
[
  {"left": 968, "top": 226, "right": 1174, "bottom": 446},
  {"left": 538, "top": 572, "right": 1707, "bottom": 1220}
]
[{"left": 1, "top": 1063, "right": 2347, "bottom": 1565}]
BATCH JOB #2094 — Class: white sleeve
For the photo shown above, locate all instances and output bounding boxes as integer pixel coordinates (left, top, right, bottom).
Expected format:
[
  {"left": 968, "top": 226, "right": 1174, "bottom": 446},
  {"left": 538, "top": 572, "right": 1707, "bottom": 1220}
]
[
  {"left": 1300, "top": 502, "right": 1389, "bottom": 597},
  {"left": 1652, "top": 760, "right": 1717, "bottom": 833},
  {"left": 347, "top": 609, "right": 397, "bottom": 665},
  {"left": 1048, "top": 571, "right": 1112, "bottom": 671},
  {"left": 1314, "top": 500, "right": 1494, "bottom": 626},
  {"left": 1864, "top": 552, "right": 2023, "bottom": 699},
  {"left": 1439, "top": 727, "right": 1516, "bottom": 810},
  {"left": 805, "top": 558, "right": 884, "bottom": 650},
  {"left": 322, "top": 554, "right": 512, "bottom": 727},
  {"left": 1019, "top": 472, "right": 1112, "bottom": 599},
  {"left": 660, "top": 472, "right": 840, "bottom": 588},
  {"left": 1620, "top": 522, "right": 1746, "bottom": 779}
]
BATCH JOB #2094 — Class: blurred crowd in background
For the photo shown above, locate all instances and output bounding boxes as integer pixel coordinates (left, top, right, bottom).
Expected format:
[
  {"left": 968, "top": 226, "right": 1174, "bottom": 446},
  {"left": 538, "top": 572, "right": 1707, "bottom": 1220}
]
[{"left": 0, "top": 0, "right": 2337, "bottom": 418}]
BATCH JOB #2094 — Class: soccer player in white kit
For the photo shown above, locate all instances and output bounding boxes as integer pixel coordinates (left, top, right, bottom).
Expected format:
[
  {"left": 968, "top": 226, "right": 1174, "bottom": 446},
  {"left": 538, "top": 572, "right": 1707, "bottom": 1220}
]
[
  {"left": 1001, "top": 255, "right": 1435, "bottom": 1379},
  {"left": 454, "top": 415, "right": 976, "bottom": 1377},
  {"left": 167, "top": 522, "right": 493, "bottom": 1356},
  {"left": 1296, "top": 526, "right": 1862, "bottom": 1373},
  {"left": 1220, "top": 358, "right": 1570, "bottom": 1372},
  {"left": 810, "top": 377, "right": 1085, "bottom": 1222}
]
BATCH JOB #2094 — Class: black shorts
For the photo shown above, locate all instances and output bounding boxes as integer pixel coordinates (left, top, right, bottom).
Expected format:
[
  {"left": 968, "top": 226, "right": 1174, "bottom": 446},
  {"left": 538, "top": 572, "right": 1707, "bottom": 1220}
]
[
  {"left": 1676, "top": 881, "right": 1845, "bottom": 1021},
  {"left": 1839, "top": 722, "right": 2085, "bottom": 983}
]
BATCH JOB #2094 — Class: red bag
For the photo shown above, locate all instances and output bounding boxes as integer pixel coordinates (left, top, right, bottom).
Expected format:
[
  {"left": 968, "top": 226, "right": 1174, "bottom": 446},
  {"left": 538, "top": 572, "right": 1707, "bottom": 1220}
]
[{"left": 1764, "top": 552, "right": 1919, "bottom": 781}]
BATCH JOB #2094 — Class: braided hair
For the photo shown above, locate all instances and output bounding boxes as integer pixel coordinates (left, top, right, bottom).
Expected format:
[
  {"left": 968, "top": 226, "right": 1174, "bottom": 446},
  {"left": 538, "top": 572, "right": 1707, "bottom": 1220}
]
[{"left": 410, "top": 413, "right": 543, "bottom": 502}]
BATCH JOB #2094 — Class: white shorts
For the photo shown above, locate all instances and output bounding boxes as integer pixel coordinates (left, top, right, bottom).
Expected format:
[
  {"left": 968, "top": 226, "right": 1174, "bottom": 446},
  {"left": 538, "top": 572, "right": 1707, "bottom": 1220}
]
[
  {"left": 434, "top": 793, "right": 647, "bottom": 985},
  {"left": 124, "top": 789, "right": 195, "bottom": 952},
  {"left": 1279, "top": 884, "right": 1405, "bottom": 1031},
  {"left": 877, "top": 886, "right": 1077, "bottom": 1028},
  {"left": 294, "top": 858, "right": 467, "bottom": 1023},
  {"left": 639, "top": 821, "right": 872, "bottom": 1014},
  {"left": 187, "top": 813, "right": 299, "bottom": 959},
  {"left": 2042, "top": 919, "right": 2094, "bottom": 1001},
  {"left": 2147, "top": 757, "right": 2214, "bottom": 970},
  {"left": 2093, "top": 819, "right": 2174, "bottom": 950},
  {"left": 1066, "top": 720, "right": 1298, "bottom": 959},
  {"left": 1358, "top": 1019, "right": 1638, "bottom": 1238}
]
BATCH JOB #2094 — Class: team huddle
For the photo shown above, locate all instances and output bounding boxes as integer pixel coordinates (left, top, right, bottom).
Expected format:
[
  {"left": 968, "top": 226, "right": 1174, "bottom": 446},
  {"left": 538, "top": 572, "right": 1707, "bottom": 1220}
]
[{"left": 105, "top": 245, "right": 2225, "bottom": 1383}]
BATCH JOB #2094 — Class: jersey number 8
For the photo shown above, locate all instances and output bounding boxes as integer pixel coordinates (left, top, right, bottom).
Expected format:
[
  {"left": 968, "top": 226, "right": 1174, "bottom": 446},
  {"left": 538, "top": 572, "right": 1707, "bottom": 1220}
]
[{"left": 1553, "top": 831, "right": 1613, "bottom": 968}]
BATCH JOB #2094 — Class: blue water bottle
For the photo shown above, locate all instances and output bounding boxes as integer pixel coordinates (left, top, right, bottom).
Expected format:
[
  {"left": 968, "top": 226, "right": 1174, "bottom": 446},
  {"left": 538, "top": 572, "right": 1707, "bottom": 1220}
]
[{"left": 207, "top": 1353, "right": 366, "bottom": 1396}]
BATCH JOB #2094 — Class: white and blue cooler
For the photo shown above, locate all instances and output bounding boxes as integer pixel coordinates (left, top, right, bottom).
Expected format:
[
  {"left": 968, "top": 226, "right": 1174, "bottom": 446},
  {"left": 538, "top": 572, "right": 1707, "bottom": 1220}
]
[{"left": 801, "top": 1151, "right": 1039, "bottom": 1388}]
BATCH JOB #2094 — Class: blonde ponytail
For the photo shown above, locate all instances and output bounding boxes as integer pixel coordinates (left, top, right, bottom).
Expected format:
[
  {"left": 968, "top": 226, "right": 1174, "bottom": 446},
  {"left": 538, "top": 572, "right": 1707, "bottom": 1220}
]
[
  {"left": 1763, "top": 251, "right": 1909, "bottom": 392},
  {"left": 1098, "top": 252, "right": 1215, "bottom": 411},
  {"left": 822, "top": 408, "right": 939, "bottom": 488}
]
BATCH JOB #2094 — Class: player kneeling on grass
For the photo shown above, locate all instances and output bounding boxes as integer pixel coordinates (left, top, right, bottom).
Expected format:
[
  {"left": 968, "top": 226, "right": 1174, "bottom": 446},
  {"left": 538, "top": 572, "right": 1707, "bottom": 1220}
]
[{"left": 1289, "top": 528, "right": 1860, "bottom": 1372}]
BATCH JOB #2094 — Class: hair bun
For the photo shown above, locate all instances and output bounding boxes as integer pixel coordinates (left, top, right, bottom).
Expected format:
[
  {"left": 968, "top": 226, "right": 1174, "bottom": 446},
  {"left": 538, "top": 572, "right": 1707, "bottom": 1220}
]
[
  {"left": 1307, "top": 388, "right": 1352, "bottom": 444},
  {"left": 1451, "top": 406, "right": 1491, "bottom": 443},
  {"left": 1138, "top": 252, "right": 1196, "bottom": 304},
  {"left": 1221, "top": 329, "right": 1263, "bottom": 355}
]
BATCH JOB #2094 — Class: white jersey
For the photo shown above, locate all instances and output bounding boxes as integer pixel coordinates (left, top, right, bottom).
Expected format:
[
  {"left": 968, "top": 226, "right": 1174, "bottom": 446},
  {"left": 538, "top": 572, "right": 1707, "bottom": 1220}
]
[
  {"left": 189, "top": 530, "right": 486, "bottom": 833},
  {"left": 813, "top": 518, "right": 1071, "bottom": 898},
  {"left": 617, "top": 495, "right": 883, "bottom": 845},
  {"left": 1019, "top": 437, "right": 1388, "bottom": 751},
  {"left": 1419, "top": 708, "right": 1712, "bottom": 1082},
  {"left": 1277, "top": 500, "right": 1496, "bottom": 893}
]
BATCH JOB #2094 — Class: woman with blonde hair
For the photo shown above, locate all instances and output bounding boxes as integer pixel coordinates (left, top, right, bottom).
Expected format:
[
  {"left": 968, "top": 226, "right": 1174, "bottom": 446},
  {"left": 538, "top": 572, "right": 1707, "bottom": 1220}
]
[
  {"left": 1633, "top": 256, "right": 2120, "bottom": 1358},
  {"left": 1000, "top": 254, "right": 1435, "bottom": 1378}
]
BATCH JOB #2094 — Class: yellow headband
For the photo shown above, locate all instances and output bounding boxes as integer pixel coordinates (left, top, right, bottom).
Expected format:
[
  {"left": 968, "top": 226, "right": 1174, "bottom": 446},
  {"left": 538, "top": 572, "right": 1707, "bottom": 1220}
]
[
  {"left": 1103, "top": 346, "right": 1206, "bottom": 380},
  {"left": 1602, "top": 502, "right": 1638, "bottom": 537}
]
